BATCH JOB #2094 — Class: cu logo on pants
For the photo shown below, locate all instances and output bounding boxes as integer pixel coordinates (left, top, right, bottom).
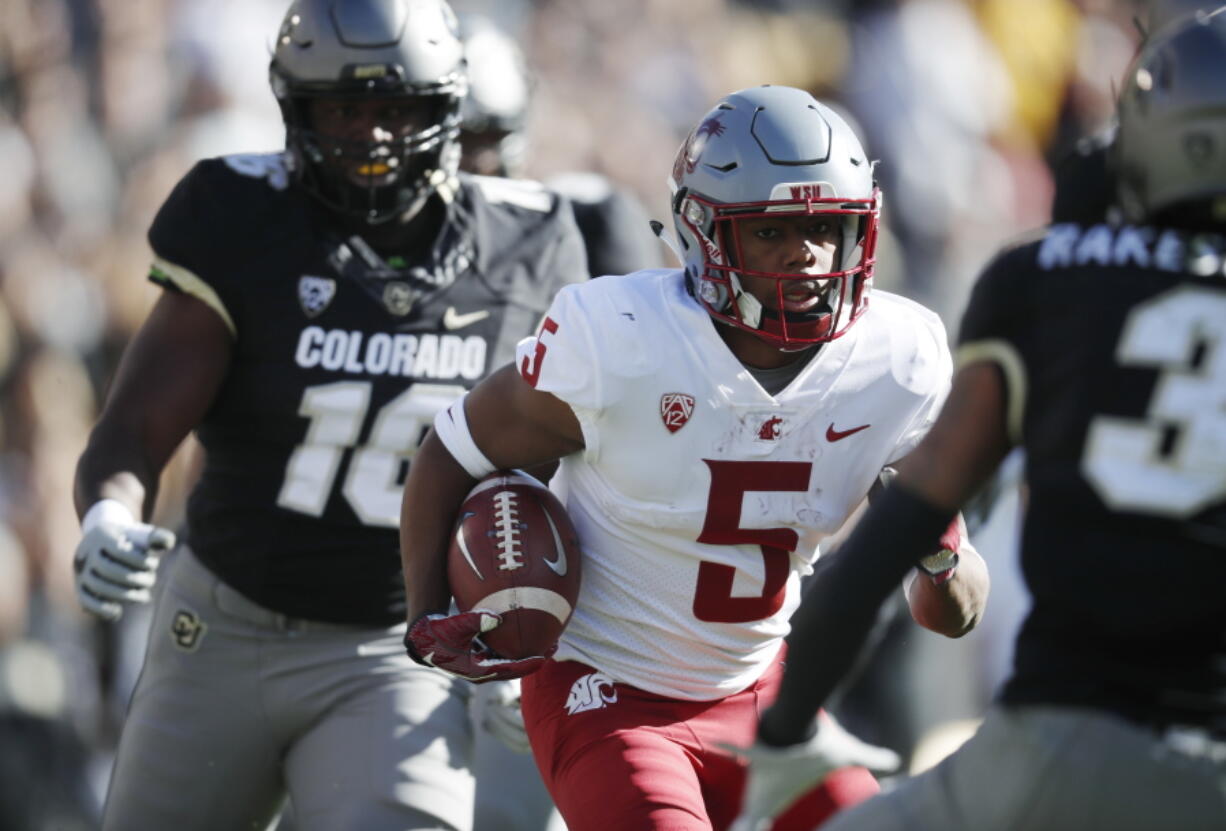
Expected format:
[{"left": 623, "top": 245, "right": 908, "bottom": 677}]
[
  {"left": 171, "top": 609, "right": 207, "bottom": 652},
  {"left": 565, "top": 672, "right": 618, "bottom": 715}
]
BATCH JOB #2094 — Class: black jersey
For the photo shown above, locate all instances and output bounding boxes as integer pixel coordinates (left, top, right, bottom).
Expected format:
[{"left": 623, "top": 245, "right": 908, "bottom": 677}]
[
  {"left": 958, "top": 222, "right": 1226, "bottom": 729},
  {"left": 147, "top": 155, "right": 586, "bottom": 624}
]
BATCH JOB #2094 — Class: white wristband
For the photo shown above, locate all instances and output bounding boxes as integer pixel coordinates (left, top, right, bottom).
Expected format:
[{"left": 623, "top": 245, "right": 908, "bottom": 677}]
[
  {"left": 434, "top": 394, "right": 497, "bottom": 480},
  {"left": 81, "top": 499, "right": 137, "bottom": 533}
]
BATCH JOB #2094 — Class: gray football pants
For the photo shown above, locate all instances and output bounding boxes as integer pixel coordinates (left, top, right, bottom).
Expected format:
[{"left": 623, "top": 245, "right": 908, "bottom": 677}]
[
  {"left": 102, "top": 547, "right": 475, "bottom": 831},
  {"left": 823, "top": 705, "right": 1226, "bottom": 831}
]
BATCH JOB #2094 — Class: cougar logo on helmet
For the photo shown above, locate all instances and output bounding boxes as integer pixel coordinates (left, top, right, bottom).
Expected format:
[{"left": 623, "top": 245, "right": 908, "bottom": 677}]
[{"left": 673, "top": 115, "right": 728, "bottom": 182}]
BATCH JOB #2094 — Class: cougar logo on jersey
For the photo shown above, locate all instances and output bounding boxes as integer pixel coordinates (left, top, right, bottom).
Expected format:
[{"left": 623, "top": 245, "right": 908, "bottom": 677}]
[
  {"left": 758, "top": 416, "right": 784, "bottom": 441},
  {"left": 565, "top": 672, "right": 618, "bottom": 715},
  {"left": 298, "top": 276, "right": 336, "bottom": 317},
  {"left": 171, "top": 609, "right": 207, "bottom": 652},
  {"left": 660, "top": 393, "right": 695, "bottom": 433}
]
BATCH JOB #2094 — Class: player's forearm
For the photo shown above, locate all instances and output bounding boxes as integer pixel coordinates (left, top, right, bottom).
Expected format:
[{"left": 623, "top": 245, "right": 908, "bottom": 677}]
[
  {"left": 400, "top": 430, "right": 477, "bottom": 621},
  {"left": 904, "top": 542, "right": 989, "bottom": 638},
  {"left": 762, "top": 560, "right": 890, "bottom": 746},
  {"left": 762, "top": 484, "right": 957, "bottom": 746},
  {"left": 73, "top": 427, "right": 159, "bottom": 520}
]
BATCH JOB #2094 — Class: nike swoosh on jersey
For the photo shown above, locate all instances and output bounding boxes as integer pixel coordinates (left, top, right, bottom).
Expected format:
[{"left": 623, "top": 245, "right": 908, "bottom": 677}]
[
  {"left": 826, "top": 423, "right": 871, "bottom": 442},
  {"left": 443, "top": 307, "right": 491, "bottom": 330},
  {"left": 542, "top": 508, "right": 568, "bottom": 576}
]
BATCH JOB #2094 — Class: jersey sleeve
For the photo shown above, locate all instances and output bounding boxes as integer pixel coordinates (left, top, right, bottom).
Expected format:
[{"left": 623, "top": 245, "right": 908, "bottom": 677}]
[
  {"left": 515, "top": 280, "right": 648, "bottom": 458},
  {"left": 146, "top": 155, "right": 291, "bottom": 338},
  {"left": 955, "top": 242, "right": 1036, "bottom": 443},
  {"left": 887, "top": 300, "right": 953, "bottom": 464},
  {"left": 515, "top": 284, "right": 606, "bottom": 411}
]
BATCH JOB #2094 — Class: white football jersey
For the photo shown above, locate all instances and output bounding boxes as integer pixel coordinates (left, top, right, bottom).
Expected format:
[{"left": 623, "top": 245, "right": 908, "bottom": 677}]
[{"left": 514, "top": 269, "right": 950, "bottom": 699}]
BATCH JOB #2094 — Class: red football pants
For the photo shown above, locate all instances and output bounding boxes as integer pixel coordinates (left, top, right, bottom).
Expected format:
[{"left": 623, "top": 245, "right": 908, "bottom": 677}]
[{"left": 521, "top": 652, "right": 879, "bottom": 831}]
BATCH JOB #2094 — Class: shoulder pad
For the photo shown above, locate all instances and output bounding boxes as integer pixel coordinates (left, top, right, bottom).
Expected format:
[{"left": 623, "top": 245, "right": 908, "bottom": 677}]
[
  {"left": 468, "top": 174, "right": 555, "bottom": 213},
  {"left": 219, "top": 153, "right": 293, "bottom": 192}
]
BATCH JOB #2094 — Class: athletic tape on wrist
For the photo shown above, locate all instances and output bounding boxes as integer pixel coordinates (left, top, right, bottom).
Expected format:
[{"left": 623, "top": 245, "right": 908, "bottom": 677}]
[
  {"left": 81, "top": 499, "right": 136, "bottom": 533},
  {"left": 434, "top": 394, "right": 497, "bottom": 480}
]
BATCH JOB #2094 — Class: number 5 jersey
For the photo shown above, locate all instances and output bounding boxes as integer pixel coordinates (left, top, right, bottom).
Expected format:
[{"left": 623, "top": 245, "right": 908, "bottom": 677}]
[{"left": 515, "top": 269, "right": 951, "bottom": 700}]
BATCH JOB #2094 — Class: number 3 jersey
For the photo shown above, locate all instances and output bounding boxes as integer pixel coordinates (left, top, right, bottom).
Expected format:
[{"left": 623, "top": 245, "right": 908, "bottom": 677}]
[
  {"left": 147, "top": 154, "right": 586, "bottom": 624},
  {"left": 515, "top": 270, "right": 951, "bottom": 699},
  {"left": 959, "top": 223, "right": 1226, "bottom": 729}
]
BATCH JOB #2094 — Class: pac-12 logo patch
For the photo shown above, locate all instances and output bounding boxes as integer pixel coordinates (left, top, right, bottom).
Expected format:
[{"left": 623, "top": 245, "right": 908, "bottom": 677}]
[
  {"left": 171, "top": 609, "right": 207, "bottom": 652},
  {"left": 298, "top": 275, "right": 336, "bottom": 317},
  {"left": 660, "top": 393, "right": 695, "bottom": 433}
]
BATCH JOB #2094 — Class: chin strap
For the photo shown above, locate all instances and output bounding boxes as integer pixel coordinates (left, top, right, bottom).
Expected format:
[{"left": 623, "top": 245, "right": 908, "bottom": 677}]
[{"left": 733, "top": 278, "right": 763, "bottom": 328}]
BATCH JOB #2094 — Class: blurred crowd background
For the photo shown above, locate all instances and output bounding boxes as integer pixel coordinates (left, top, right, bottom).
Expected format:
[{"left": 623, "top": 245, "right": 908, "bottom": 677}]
[{"left": 0, "top": 0, "right": 1166, "bottom": 827}]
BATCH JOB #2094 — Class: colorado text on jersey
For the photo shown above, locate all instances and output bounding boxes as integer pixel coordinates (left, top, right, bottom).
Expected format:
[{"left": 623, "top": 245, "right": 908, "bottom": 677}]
[{"left": 294, "top": 326, "right": 488, "bottom": 380}]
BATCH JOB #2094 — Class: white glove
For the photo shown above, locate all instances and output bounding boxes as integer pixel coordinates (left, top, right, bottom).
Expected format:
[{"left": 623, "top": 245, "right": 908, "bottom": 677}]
[
  {"left": 725, "top": 715, "right": 901, "bottom": 831},
  {"left": 73, "top": 499, "right": 176, "bottom": 622},
  {"left": 471, "top": 678, "right": 531, "bottom": 754}
]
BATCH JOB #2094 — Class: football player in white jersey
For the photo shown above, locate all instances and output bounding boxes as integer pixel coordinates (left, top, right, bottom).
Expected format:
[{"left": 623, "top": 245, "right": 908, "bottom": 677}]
[{"left": 401, "top": 85, "right": 989, "bottom": 831}]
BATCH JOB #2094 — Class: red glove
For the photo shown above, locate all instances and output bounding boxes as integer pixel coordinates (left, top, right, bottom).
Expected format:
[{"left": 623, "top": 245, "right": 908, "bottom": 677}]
[
  {"left": 404, "top": 611, "right": 553, "bottom": 683},
  {"left": 938, "top": 514, "right": 963, "bottom": 554},
  {"left": 916, "top": 514, "right": 964, "bottom": 585}
]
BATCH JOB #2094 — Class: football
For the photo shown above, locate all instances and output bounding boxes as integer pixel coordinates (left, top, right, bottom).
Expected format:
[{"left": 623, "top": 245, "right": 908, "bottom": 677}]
[{"left": 447, "top": 471, "right": 582, "bottom": 659}]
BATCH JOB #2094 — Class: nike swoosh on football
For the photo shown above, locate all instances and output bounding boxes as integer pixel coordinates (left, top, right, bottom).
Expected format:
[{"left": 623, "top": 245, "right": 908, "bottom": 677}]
[
  {"left": 542, "top": 510, "right": 568, "bottom": 576},
  {"left": 443, "top": 307, "right": 491, "bottom": 330},
  {"left": 454, "top": 513, "right": 484, "bottom": 579},
  {"left": 826, "top": 423, "right": 871, "bottom": 442}
]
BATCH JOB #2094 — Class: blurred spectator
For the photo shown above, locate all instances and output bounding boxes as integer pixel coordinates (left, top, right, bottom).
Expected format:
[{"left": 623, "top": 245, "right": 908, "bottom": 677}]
[
  {"left": 457, "top": 11, "right": 664, "bottom": 278},
  {"left": 0, "top": 523, "right": 96, "bottom": 830}
]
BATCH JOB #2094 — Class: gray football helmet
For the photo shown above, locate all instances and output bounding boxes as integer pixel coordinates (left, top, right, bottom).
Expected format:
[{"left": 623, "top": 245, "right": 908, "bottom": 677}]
[
  {"left": 457, "top": 14, "right": 531, "bottom": 177},
  {"left": 668, "top": 86, "right": 879, "bottom": 348},
  {"left": 1115, "top": 7, "right": 1226, "bottom": 223},
  {"left": 269, "top": 0, "right": 467, "bottom": 224}
]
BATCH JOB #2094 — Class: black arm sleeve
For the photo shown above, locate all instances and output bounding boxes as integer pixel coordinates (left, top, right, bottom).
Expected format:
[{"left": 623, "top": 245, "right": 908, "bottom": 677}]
[{"left": 758, "top": 483, "right": 957, "bottom": 747}]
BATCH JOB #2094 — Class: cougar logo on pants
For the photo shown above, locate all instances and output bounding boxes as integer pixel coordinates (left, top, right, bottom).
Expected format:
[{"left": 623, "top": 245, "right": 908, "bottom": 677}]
[{"left": 565, "top": 672, "right": 618, "bottom": 715}]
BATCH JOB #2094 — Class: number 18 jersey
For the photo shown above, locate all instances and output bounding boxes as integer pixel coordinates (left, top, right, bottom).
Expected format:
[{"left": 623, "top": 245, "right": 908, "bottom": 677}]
[{"left": 515, "top": 270, "right": 951, "bottom": 699}]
